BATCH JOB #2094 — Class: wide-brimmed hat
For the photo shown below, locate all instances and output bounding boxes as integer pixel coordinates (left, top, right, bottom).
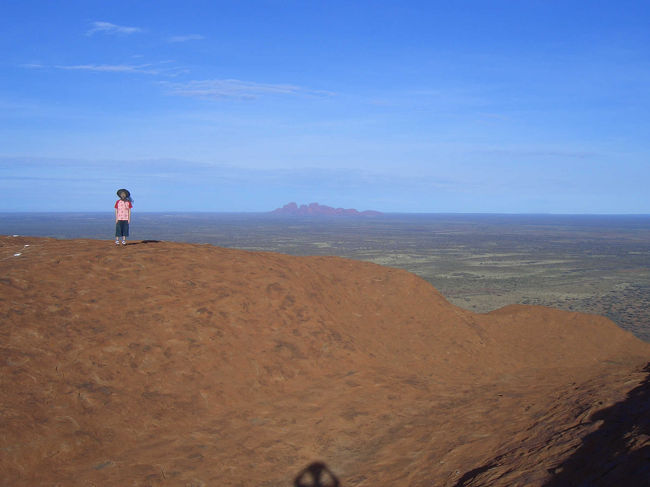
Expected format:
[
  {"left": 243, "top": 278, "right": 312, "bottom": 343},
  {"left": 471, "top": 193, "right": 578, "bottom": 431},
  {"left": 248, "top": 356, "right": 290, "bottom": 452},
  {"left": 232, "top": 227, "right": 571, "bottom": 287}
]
[{"left": 117, "top": 188, "right": 131, "bottom": 198}]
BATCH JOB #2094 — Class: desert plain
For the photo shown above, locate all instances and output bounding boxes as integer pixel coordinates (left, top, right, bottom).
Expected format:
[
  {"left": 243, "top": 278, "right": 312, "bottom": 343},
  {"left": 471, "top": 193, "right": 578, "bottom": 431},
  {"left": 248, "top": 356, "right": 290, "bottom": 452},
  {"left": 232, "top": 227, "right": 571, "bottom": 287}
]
[{"left": 1, "top": 233, "right": 649, "bottom": 486}]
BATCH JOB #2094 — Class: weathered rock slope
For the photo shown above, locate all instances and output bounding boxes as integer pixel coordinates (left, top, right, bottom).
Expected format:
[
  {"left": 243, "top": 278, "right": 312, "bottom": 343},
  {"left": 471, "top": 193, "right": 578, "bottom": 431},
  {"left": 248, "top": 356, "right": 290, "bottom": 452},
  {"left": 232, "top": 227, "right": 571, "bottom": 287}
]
[{"left": 1, "top": 236, "right": 648, "bottom": 486}]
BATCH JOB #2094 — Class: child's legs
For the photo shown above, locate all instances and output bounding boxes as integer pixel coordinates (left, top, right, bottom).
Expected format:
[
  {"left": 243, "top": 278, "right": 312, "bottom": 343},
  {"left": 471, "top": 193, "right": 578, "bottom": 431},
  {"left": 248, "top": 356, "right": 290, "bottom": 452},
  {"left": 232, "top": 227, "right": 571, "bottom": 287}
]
[{"left": 115, "top": 221, "right": 129, "bottom": 238}]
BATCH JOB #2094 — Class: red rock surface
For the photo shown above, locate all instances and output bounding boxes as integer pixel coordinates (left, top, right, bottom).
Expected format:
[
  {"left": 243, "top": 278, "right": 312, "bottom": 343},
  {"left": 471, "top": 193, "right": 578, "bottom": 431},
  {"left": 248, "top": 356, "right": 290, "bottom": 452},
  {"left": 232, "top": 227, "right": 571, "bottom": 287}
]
[
  {"left": 271, "top": 202, "right": 382, "bottom": 217},
  {"left": 1, "top": 236, "right": 648, "bottom": 486}
]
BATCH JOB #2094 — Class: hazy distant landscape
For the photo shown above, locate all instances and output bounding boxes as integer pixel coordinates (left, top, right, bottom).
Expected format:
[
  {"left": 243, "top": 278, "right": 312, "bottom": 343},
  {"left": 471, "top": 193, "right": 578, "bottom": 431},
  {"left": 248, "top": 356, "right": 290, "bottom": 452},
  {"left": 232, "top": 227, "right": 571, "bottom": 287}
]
[{"left": 2, "top": 212, "right": 649, "bottom": 342}]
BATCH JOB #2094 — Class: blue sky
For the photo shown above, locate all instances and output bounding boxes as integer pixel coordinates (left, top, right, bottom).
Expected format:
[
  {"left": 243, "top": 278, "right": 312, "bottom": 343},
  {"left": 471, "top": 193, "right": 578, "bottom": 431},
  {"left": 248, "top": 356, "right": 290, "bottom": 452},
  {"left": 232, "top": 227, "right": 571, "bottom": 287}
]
[{"left": 1, "top": 0, "right": 649, "bottom": 213}]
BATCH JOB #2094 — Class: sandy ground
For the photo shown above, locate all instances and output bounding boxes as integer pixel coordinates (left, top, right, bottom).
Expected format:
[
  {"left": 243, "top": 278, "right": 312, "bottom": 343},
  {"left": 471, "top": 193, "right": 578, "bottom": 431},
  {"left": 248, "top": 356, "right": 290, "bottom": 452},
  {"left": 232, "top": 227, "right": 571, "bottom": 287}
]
[{"left": 1, "top": 236, "right": 649, "bottom": 486}]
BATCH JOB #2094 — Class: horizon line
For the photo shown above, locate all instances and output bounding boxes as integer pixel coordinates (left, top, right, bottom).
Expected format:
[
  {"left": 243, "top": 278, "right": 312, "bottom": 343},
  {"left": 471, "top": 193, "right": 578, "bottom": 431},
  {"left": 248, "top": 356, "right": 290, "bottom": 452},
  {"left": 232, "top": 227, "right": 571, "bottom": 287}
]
[{"left": 2, "top": 210, "right": 649, "bottom": 217}]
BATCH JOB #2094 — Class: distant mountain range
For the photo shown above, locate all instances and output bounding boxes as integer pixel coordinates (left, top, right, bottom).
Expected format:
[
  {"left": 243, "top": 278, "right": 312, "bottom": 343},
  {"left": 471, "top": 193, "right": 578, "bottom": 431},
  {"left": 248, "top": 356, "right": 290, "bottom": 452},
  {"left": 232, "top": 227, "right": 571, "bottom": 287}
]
[{"left": 271, "top": 202, "right": 383, "bottom": 217}]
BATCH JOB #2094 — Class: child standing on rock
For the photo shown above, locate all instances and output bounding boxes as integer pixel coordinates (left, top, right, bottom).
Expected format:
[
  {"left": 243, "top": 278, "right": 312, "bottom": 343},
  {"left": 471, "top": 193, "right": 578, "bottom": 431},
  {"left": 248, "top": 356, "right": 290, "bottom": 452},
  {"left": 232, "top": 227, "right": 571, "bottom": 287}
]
[{"left": 114, "top": 189, "right": 132, "bottom": 246}]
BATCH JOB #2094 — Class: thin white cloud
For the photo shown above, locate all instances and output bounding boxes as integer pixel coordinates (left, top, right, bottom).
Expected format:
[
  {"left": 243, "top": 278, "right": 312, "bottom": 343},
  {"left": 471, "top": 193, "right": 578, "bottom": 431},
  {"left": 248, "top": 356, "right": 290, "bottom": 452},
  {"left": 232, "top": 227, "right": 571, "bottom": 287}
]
[
  {"left": 473, "top": 148, "right": 596, "bottom": 159},
  {"left": 168, "top": 34, "right": 205, "bottom": 43},
  {"left": 54, "top": 63, "right": 160, "bottom": 74},
  {"left": 163, "top": 79, "right": 334, "bottom": 100},
  {"left": 23, "top": 60, "right": 183, "bottom": 76},
  {"left": 86, "top": 21, "right": 142, "bottom": 36}
]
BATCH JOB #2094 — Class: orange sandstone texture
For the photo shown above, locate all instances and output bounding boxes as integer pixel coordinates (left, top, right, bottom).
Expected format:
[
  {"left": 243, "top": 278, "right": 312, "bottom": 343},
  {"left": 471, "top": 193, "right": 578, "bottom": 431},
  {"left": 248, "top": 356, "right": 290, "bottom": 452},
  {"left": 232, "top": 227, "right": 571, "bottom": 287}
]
[{"left": 1, "top": 236, "right": 648, "bottom": 486}]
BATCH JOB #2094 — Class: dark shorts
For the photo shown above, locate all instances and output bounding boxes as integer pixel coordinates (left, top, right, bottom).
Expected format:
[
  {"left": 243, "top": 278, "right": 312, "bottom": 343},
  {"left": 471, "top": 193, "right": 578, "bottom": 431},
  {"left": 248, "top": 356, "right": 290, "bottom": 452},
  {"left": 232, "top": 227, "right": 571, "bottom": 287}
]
[{"left": 115, "top": 220, "right": 130, "bottom": 237}]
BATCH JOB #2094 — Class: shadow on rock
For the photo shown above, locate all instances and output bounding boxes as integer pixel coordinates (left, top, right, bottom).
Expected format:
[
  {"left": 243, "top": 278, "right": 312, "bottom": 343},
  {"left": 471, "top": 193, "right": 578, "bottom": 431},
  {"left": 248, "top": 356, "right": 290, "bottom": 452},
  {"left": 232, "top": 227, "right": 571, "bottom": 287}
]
[
  {"left": 127, "top": 240, "right": 162, "bottom": 246},
  {"left": 294, "top": 462, "right": 340, "bottom": 487},
  {"left": 453, "top": 363, "right": 650, "bottom": 487},
  {"left": 543, "top": 362, "right": 650, "bottom": 487}
]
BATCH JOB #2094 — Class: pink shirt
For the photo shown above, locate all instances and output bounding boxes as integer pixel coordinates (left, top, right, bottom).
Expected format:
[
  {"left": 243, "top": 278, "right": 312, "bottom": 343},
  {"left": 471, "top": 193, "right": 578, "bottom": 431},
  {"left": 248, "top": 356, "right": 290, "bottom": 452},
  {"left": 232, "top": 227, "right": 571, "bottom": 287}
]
[{"left": 115, "top": 200, "right": 132, "bottom": 220}]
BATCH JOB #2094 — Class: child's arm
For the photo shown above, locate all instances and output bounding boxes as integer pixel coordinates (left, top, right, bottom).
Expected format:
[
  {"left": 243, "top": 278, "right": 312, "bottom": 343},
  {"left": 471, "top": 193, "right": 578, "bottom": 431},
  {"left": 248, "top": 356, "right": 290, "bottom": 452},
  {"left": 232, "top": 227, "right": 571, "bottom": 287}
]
[
  {"left": 127, "top": 206, "right": 131, "bottom": 223},
  {"left": 115, "top": 207, "right": 118, "bottom": 223}
]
